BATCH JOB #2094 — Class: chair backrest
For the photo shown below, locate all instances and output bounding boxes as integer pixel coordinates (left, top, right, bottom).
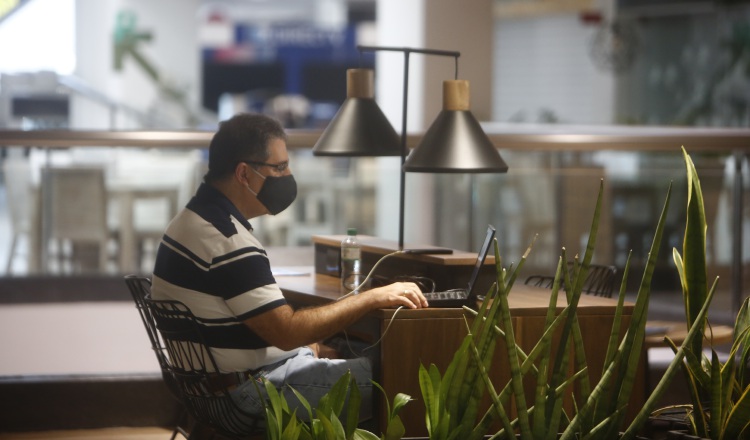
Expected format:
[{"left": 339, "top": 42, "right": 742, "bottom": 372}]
[
  {"left": 569, "top": 262, "right": 617, "bottom": 298},
  {"left": 524, "top": 274, "right": 556, "bottom": 289},
  {"left": 43, "top": 166, "right": 108, "bottom": 242},
  {"left": 145, "top": 294, "right": 263, "bottom": 437},
  {"left": 525, "top": 263, "right": 617, "bottom": 298},
  {"left": 124, "top": 275, "right": 182, "bottom": 401}
]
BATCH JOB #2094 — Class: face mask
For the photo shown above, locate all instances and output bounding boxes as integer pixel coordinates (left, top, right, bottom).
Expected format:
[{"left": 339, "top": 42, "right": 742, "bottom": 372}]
[{"left": 248, "top": 169, "right": 297, "bottom": 215}]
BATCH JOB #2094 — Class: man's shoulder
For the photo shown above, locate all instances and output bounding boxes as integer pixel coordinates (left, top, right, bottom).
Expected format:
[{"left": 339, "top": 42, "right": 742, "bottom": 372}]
[{"left": 163, "top": 211, "right": 264, "bottom": 265}]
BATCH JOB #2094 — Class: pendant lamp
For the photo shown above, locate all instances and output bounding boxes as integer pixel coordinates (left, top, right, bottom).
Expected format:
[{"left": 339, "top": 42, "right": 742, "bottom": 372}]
[
  {"left": 312, "top": 68, "right": 401, "bottom": 156},
  {"left": 404, "top": 80, "right": 508, "bottom": 172}
]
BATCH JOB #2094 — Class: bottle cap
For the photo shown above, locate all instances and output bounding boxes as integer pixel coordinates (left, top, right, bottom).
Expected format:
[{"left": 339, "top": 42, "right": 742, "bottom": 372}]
[{"left": 347, "top": 228, "right": 357, "bottom": 236}]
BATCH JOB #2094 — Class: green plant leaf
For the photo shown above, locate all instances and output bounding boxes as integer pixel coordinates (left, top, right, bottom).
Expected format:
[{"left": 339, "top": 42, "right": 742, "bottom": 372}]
[
  {"left": 620, "top": 273, "right": 717, "bottom": 440},
  {"left": 681, "top": 146, "right": 709, "bottom": 361},
  {"left": 314, "top": 411, "right": 337, "bottom": 440},
  {"left": 532, "top": 257, "right": 565, "bottom": 438},
  {"left": 265, "top": 408, "right": 280, "bottom": 440},
  {"left": 345, "top": 376, "right": 361, "bottom": 439},
  {"left": 352, "top": 428, "right": 381, "bottom": 440},
  {"left": 318, "top": 370, "right": 351, "bottom": 420},
  {"left": 391, "top": 392, "right": 412, "bottom": 416},
  {"left": 719, "top": 347, "right": 738, "bottom": 427},
  {"left": 593, "top": 251, "right": 632, "bottom": 425},
  {"left": 263, "top": 378, "right": 287, "bottom": 438},
  {"left": 721, "top": 384, "right": 750, "bottom": 440},
  {"left": 734, "top": 298, "right": 750, "bottom": 389},
  {"left": 419, "top": 363, "right": 441, "bottom": 438},
  {"left": 710, "top": 350, "right": 723, "bottom": 437},
  {"left": 494, "top": 245, "right": 533, "bottom": 438},
  {"left": 383, "top": 415, "right": 406, "bottom": 440},
  {"left": 468, "top": 336, "right": 515, "bottom": 440},
  {"left": 281, "top": 413, "right": 302, "bottom": 440},
  {"left": 672, "top": 342, "right": 709, "bottom": 437},
  {"left": 290, "top": 385, "right": 315, "bottom": 424},
  {"left": 371, "top": 381, "right": 411, "bottom": 440}
]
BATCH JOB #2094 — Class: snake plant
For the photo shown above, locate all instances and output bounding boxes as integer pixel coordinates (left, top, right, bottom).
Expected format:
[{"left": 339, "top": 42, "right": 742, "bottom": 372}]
[
  {"left": 419, "top": 151, "right": 717, "bottom": 439},
  {"left": 260, "top": 371, "right": 411, "bottom": 440},
  {"left": 661, "top": 147, "right": 750, "bottom": 440}
]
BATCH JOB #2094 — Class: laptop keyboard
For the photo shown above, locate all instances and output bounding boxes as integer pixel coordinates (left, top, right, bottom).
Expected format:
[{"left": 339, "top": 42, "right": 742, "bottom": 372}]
[{"left": 425, "top": 289, "right": 468, "bottom": 300}]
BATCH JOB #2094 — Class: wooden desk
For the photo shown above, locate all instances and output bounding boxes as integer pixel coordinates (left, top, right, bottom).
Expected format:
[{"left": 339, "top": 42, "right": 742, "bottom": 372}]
[
  {"left": 311, "top": 235, "right": 497, "bottom": 292},
  {"left": 645, "top": 320, "right": 734, "bottom": 350},
  {"left": 277, "top": 268, "right": 643, "bottom": 436}
]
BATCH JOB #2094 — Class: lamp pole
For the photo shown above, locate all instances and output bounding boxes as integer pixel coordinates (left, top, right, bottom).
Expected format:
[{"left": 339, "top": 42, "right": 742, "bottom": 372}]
[{"left": 357, "top": 46, "right": 460, "bottom": 249}]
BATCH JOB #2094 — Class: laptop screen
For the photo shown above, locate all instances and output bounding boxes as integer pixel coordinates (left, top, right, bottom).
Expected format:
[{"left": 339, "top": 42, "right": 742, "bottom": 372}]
[{"left": 466, "top": 225, "right": 496, "bottom": 296}]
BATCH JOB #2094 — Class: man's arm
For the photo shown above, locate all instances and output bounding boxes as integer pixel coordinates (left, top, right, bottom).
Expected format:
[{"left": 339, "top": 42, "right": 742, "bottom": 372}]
[{"left": 243, "top": 282, "right": 427, "bottom": 351}]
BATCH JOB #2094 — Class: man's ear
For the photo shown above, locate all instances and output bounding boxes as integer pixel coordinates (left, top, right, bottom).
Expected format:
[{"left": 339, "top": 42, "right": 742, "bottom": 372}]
[{"left": 234, "top": 162, "right": 250, "bottom": 186}]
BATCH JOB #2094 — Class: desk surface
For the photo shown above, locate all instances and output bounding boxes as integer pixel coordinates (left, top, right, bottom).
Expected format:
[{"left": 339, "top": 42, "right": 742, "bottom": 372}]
[
  {"left": 276, "top": 266, "right": 633, "bottom": 318},
  {"left": 645, "top": 319, "right": 734, "bottom": 350},
  {"left": 312, "top": 234, "right": 496, "bottom": 266}
]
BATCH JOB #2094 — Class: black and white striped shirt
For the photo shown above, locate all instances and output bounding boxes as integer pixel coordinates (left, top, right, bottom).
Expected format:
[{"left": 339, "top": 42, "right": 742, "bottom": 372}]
[{"left": 151, "top": 183, "right": 300, "bottom": 372}]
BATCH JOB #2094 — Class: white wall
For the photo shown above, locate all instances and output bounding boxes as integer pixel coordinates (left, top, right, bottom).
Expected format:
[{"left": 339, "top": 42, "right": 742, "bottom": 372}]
[
  {"left": 374, "top": 0, "right": 494, "bottom": 248},
  {"left": 74, "top": 0, "right": 201, "bottom": 129},
  {"left": 493, "top": 14, "right": 615, "bottom": 124}
]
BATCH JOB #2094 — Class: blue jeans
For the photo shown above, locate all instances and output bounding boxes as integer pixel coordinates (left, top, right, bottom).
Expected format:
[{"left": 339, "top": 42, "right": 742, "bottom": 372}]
[{"left": 231, "top": 347, "right": 373, "bottom": 422}]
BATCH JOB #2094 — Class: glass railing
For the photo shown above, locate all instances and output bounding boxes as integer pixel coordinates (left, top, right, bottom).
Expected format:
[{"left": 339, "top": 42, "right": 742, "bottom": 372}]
[{"left": 0, "top": 125, "right": 747, "bottom": 323}]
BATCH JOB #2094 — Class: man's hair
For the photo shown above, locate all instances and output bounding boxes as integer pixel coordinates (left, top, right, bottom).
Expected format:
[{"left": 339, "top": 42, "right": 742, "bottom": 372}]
[{"left": 204, "top": 113, "right": 287, "bottom": 183}]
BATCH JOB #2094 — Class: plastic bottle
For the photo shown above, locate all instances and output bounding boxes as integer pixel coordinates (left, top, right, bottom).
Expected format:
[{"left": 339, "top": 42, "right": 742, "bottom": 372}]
[{"left": 341, "top": 228, "right": 362, "bottom": 292}]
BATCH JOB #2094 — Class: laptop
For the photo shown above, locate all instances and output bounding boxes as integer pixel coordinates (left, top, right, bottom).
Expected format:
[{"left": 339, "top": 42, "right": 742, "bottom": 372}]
[{"left": 423, "top": 225, "right": 496, "bottom": 308}]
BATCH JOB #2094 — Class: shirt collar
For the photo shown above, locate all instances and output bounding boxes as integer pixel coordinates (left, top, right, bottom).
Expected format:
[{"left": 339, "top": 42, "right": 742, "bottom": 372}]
[{"left": 192, "top": 183, "right": 254, "bottom": 231}]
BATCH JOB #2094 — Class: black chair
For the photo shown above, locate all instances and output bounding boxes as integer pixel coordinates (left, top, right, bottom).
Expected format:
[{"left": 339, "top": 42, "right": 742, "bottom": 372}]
[
  {"left": 145, "top": 293, "right": 264, "bottom": 440},
  {"left": 524, "top": 263, "right": 617, "bottom": 298},
  {"left": 125, "top": 275, "right": 191, "bottom": 440},
  {"left": 571, "top": 263, "right": 617, "bottom": 298},
  {"left": 524, "top": 274, "right": 556, "bottom": 289}
]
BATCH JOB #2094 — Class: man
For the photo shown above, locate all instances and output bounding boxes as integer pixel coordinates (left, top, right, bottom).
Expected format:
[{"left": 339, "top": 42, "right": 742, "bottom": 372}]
[{"left": 151, "top": 112, "right": 427, "bottom": 422}]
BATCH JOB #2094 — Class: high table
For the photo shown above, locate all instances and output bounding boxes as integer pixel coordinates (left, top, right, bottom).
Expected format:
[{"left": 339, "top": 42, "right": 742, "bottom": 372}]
[
  {"left": 28, "top": 174, "right": 180, "bottom": 274},
  {"left": 645, "top": 320, "right": 735, "bottom": 350},
  {"left": 108, "top": 179, "right": 179, "bottom": 273},
  {"left": 275, "top": 267, "right": 644, "bottom": 436}
]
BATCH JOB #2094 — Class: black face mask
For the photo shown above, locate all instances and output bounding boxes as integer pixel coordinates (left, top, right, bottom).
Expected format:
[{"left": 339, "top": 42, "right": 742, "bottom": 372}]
[{"left": 248, "top": 169, "right": 297, "bottom": 215}]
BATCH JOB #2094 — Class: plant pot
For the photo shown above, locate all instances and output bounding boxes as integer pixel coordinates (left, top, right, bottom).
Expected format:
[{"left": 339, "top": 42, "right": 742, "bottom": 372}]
[{"left": 638, "top": 410, "right": 709, "bottom": 440}]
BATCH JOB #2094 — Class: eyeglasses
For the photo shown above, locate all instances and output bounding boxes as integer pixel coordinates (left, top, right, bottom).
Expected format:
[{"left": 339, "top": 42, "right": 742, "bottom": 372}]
[{"left": 241, "top": 160, "right": 289, "bottom": 173}]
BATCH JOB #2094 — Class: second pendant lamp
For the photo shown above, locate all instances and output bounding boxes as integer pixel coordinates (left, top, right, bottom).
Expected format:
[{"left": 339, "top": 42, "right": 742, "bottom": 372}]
[{"left": 404, "top": 79, "right": 508, "bottom": 173}]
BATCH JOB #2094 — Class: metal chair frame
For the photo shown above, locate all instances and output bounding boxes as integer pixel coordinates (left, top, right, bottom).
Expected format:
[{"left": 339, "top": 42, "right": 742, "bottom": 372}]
[
  {"left": 524, "top": 263, "right": 618, "bottom": 298},
  {"left": 143, "top": 285, "right": 264, "bottom": 439},
  {"left": 125, "top": 275, "right": 191, "bottom": 440}
]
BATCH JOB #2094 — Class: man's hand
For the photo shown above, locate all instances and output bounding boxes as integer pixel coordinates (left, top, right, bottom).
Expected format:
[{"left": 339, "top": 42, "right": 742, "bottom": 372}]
[
  {"left": 244, "top": 283, "right": 427, "bottom": 351},
  {"left": 363, "top": 281, "right": 428, "bottom": 309}
]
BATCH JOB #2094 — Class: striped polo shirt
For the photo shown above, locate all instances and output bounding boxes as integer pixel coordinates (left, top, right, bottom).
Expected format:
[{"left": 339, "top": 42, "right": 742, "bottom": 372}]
[{"left": 151, "top": 183, "right": 300, "bottom": 372}]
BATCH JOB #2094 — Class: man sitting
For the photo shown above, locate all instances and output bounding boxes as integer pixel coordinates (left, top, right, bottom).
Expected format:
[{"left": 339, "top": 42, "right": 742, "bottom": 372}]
[{"left": 151, "top": 112, "right": 427, "bottom": 425}]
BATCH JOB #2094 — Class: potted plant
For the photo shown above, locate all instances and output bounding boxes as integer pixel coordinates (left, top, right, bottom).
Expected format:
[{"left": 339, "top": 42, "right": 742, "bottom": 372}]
[
  {"left": 417, "top": 156, "right": 717, "bottom": 439},
  {"left": 259, "top": 371, "right": 411, "bottom": 440},
  {"left": 647, "top": 147, "right": 750, "bottom": 440},
  {"left": 255, "top": 149, "right": 732, "bottom": 440}
]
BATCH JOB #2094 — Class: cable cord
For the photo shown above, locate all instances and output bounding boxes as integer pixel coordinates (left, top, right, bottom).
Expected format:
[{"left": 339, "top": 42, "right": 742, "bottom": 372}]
[
  {"left": 336, "top": 250, "right": 408, "bottom": 356},
  {"left": 344, "top": 305, "right": 405, "bottom": 356},
  {"left": 337, "top": 250, "right": 406, "bottom": 300}
]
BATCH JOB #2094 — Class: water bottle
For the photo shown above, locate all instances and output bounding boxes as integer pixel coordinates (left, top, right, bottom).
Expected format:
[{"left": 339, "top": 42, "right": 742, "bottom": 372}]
[{"left": 341, "top": 228, "right": 362, "bottom": 292}]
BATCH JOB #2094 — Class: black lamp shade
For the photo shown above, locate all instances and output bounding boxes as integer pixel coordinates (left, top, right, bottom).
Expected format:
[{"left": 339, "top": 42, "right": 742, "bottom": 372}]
[
  {"left": 404, "top": 79, "right": 508, "bottom": 173},
  {"left": 312, "top": 97, "right": 401, "bottom": 156},
  {"left": 404, "top": 109, "right": 508, "bottom": 172},
  {"left": 312, "top": 69, "right": 401, "bottom": 157}
]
